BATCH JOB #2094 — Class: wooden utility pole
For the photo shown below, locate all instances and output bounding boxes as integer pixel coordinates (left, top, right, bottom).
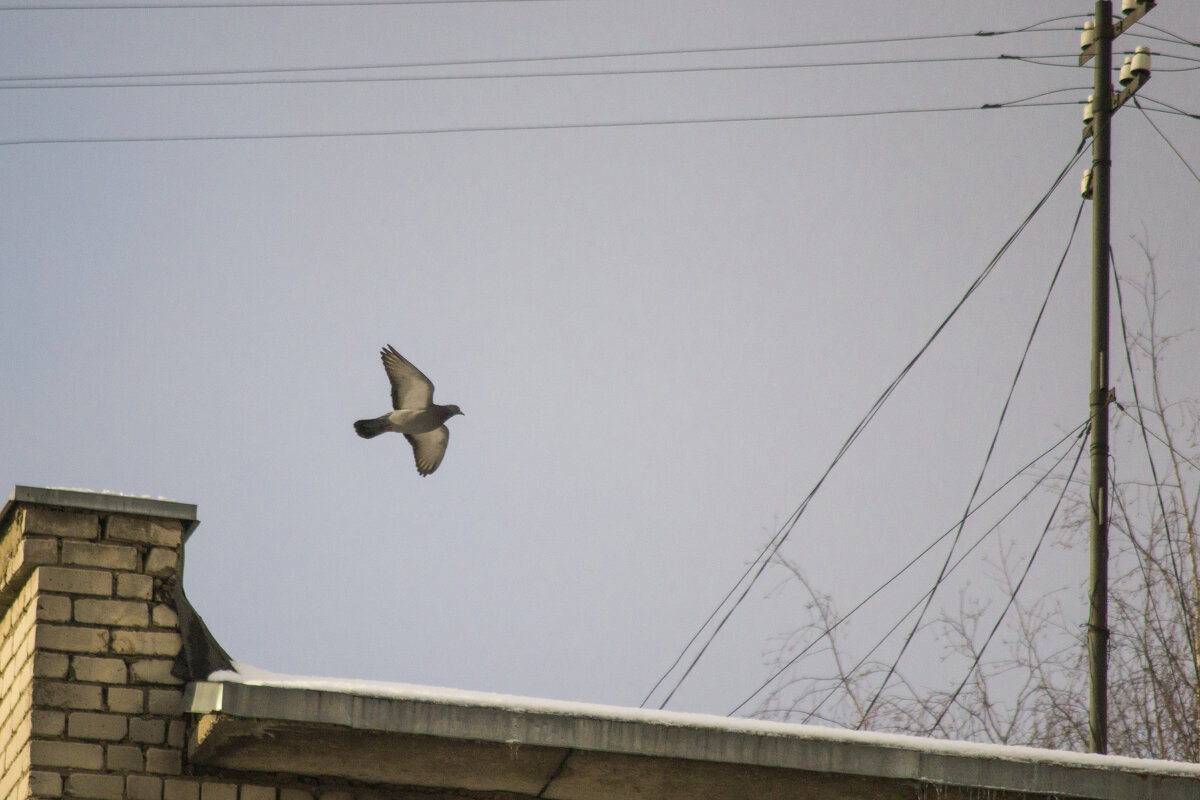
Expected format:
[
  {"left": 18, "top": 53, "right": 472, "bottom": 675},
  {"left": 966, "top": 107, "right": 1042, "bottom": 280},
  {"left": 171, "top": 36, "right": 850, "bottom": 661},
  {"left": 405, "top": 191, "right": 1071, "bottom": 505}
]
[
  {"left": 1078, "top": 0, "right": 1154, "bottom": 755},
  {"left": 1086, "top": 0, "right": 1113, "bottom": 757}
]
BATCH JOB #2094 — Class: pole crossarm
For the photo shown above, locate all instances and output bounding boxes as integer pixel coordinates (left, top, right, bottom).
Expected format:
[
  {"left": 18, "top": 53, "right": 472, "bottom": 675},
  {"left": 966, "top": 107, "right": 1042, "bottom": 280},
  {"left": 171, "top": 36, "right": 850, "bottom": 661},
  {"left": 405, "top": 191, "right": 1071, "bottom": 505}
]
[
  {"left": 1082, "top": 71, "right": 1150, "bottom": 141},
  {"left": 1080, "top": 0, "right": 1156, "bottom": 65}
]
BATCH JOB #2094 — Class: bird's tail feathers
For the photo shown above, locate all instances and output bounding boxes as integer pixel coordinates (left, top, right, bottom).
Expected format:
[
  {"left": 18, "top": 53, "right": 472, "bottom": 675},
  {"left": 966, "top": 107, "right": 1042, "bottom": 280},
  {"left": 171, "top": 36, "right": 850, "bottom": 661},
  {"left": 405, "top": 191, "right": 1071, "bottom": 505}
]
[{"left": 354, "top": 416, "right": 390, "bottom": 439}]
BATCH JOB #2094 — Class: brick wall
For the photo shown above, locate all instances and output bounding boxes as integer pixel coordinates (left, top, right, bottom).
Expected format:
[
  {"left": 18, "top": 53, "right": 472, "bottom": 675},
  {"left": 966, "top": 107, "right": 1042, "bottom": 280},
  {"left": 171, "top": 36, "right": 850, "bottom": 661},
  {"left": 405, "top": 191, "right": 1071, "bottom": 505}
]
[
  {"left": 0, "top": 494, "right": 433, "bottom": 800},
  {"left": 0, "top": 493, "right": 466, "bottom": 800},
  {"left": 0, "top": 505, "right": 191, "bottom": 800}
]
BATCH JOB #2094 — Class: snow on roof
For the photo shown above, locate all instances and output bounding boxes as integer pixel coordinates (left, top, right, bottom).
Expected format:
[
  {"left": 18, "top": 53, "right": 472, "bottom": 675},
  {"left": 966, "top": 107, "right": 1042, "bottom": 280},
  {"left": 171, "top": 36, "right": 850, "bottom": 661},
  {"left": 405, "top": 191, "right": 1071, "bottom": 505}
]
[
  {"left": 207, "top": 661, "right": 1200, "bottom": 779},
  {"left": 47, "top": 487, "right": 182, "bottom": 502}
]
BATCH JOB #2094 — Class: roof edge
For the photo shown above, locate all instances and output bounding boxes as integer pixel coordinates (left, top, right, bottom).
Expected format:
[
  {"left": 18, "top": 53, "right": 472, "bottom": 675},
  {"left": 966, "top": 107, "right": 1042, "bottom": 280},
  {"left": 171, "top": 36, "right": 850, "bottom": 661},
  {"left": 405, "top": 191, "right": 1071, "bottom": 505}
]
[
  {"left": 3, "top": 485, "right": 199, "bottom": 537},
  {"left": 184, "top": 679, "right": 1200, "bottom": 800}
]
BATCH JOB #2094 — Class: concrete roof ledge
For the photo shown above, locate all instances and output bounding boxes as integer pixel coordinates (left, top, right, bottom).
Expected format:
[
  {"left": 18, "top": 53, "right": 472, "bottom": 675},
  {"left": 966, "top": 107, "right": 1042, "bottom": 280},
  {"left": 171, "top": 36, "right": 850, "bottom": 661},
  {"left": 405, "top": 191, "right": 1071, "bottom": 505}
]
[
  {"left": 184, "top": 674, "right": 1200, "bottom": 800},
  {"left": 2, "top": 485, "right": 199, "bottom": 536}
]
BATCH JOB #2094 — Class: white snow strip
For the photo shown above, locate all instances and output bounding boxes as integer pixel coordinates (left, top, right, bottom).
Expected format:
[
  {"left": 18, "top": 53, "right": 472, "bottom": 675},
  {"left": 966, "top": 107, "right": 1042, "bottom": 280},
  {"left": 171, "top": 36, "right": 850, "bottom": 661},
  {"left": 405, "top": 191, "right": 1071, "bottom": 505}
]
[
  {"left": 206, "top": 661, "right": 1200, "bottom": 777},
  {"left": 48, "top": 487, "right": 180, "bottom": 502}
]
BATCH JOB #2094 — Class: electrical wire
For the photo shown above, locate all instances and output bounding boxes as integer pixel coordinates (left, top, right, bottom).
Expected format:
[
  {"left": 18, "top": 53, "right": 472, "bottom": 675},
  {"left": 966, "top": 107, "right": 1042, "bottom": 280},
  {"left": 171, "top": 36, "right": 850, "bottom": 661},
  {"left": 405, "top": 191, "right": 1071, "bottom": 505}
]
[
  {"left": 1118, "top": 51, "right": 1200, "bottom": 65},
  {"left": 1134, "top": 23, "right": 1200, "bottom": 49},
  {"left": 1133, "top": 98, "right": 1200, "bottom": 186},
  {"left": 796, "top": 422, "right": 1092, "bottom": 726},
  {"left": 1011, "top": 51, "right": 1200, "bottom": 71},
  {"left": 0, "top": 55, "right": 1085, "bottom": 90},
  {"left": 1125, "top": 32, "right": 1200, "bottom": 50},
  {"left": 926, "top": 424, "right": 1090, "bottom": 735},
  {"left": 642, "top": 140, "right": 1089, "bottom": 711},
  {"left": 857, "top": 193, "right": 1088, "bottom": 728},
  {"left": 1110, "top": 251, "right": 1199, "bottom": 664},
  {"left": 0, "top": 100, "right": 1081, "bottom": 148},
  {"left": 1116, "top": 407, "right": 1200, "bottom": 475},
  {"left": 1135, "top": 96, "right": 1200, "bottom": 119},
  {"left": 0, "top": 1, "right": 1088, "bottom": 44},
  {"left": 0, "top": 50, "right": 1087, "bottom": 84},
  {"left": 727, "top": 418, "right": 1094, "bottom": 717}
]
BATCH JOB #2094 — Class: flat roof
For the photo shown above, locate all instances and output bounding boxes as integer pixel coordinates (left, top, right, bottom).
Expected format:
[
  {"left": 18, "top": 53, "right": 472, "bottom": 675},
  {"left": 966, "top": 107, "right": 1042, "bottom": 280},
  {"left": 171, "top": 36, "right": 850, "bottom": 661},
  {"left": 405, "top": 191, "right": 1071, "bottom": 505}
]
[{"left": 185, "top": 667, "right": 1200, "bottom": 800}]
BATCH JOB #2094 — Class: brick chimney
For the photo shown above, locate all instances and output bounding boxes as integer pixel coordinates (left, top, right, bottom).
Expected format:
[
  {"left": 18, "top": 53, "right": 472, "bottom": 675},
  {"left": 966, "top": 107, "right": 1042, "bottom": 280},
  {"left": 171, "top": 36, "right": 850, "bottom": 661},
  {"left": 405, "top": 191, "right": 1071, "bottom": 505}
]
[{"left": 0, "top": 487, "right": 227, "bottom": 800}]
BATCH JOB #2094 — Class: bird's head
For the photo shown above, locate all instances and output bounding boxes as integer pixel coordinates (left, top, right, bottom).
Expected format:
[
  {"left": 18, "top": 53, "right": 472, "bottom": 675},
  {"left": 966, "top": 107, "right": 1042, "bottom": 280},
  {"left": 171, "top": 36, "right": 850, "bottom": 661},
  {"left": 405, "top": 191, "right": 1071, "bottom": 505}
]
[{"left": 443, "top": 404, "right": 465, "bottom": 418}]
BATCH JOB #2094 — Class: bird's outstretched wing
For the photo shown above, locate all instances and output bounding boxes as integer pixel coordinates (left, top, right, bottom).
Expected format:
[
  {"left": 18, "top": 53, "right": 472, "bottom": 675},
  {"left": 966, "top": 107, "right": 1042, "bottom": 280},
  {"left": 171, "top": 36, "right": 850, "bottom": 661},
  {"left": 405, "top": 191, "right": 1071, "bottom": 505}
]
[
  {"left": 405, "top": 426, "right": 450, "bottom": 476},
  {"left": 381, "top": 345, "right": 435, "bottom": 410}
]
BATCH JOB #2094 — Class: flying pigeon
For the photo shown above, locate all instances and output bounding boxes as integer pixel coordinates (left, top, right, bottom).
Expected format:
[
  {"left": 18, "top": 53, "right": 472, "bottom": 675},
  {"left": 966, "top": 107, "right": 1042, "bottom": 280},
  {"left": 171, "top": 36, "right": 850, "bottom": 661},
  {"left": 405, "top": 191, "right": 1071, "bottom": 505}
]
[{"left": 354, "top": 345, "right": 464, "bottom": 476}]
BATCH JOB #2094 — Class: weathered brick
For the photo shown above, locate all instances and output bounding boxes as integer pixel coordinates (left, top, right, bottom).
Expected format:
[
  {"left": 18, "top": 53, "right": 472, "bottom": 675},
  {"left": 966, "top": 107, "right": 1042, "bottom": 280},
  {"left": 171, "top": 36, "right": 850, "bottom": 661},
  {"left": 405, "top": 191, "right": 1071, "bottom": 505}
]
[
  {"left": 279, "top": 791, "right": 312, "bottom": 800},
  {"left": 35, "top": 567, "right": 112, "bottom": 597},
  {"left": 20, "top": 507, "right": 99, "bottom": 539},
  {"left": 36, "top": 594, "right": 72, "bottom": 622},
  {"left": 20, "top": 536, "right": 59, "bottom": 566},
  {"left": 106, "top": 516, "right": 182, "bottom": 548},
  {"left": 17, "top": 633, "right": 38, "bottom": 673},
  {"left": 200, "top": 784, "right": 237, "bottom": 800},
  {"left": 107, "top": 743, "right": 145, "bottom": 771},
  {"left": 31, "top": 708, "right": 66, "bottom": 737},
  {"left": 62, "top": 540, "right": 139, "bottom": 571},
  {"left": 239, "top": 787, "right": 276, "bottom": 800},
  {"left": 68, "top": 711, "right": 128, "bottom": 741},
  {"left": 152, "top": 604, "right": 178, "bottom": 628},
  {"left": 129, "top": 716, "right": 166, "bottom": 744},
  {"left": 126, "top": 775, "right": 163, "bottom": 800},
  {"left": 144, "top": 548, "right": 178, "bottom": 578},
  {"left": 33, "top": 681, "right": 103, "bottom": 710},
  {"left": 29, "top": 739, "right": 104, "bottom": 769},
  {"left": 112, "top": 631, "right": 180, "bottom": 658},
  {"left": 107, "top": 686, "right": 144, "bottom": 714},
  {"left": 146, "top": 689, "right": 182, "bottom": 715},
  {"left": 75, "top": 599, "right": 150, "bottom": 628},
  {"left": 66, "top": 772, "right": 125, "bottom": 800},
  {"left": 28, "top": 770, "right": 64, "bottom": 798},
  {"left": 163, "top": 780, "right": 199, "bottom": 800},
  {"left": 0, "top": 758, "right": 18, "bottom": 800},
  {"left": 35, "top": 625, "right": 110, "bottom": 654},
  {"left": 116, "top": 573, "right": 154, "bottom": 600},
  {"left": 33, "top": 652, "right": 70, "bottom": 679},
  {"left": 73, "top": 656, "right": 127, "bottom": 684},
  {"left": 146, "top": 747, "right": 182, "bottom": 775},
  {"left": 167, "top": 719, "right": 186, "bottom": 748},
  {"left": 131, "top": 660, "right": 183, "bottom": 686}
]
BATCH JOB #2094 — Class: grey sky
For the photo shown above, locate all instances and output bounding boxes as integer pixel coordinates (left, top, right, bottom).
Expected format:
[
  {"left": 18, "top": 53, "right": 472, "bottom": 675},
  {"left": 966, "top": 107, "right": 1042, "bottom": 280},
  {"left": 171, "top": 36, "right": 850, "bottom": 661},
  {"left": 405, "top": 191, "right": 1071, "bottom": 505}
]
[{"left": 2, "top": 1, "right": 1198, "bottom": 720}]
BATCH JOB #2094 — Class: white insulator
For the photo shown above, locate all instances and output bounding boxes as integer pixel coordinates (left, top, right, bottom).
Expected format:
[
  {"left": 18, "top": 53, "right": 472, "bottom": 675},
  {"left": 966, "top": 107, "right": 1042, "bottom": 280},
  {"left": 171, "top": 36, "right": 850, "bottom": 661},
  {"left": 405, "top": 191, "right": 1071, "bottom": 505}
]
[
  {"left": 1083, "top": 94, "right": 1095, "bottom": 125},
  {"left": 1119, "top": 56, "right": 1134, "bottom": 86},
  {"left": 1080, "top": 21, "right": 1095, "bottom": 51},
  {"left": 1122, "top": 0, "right": 1142, "bottom": 14},
  {"left": 1081, "top": 168, "right": 1094, "bottom": 199},
  {"left": 1131, "top": 45, "right": 1151, "bottom": 77}
]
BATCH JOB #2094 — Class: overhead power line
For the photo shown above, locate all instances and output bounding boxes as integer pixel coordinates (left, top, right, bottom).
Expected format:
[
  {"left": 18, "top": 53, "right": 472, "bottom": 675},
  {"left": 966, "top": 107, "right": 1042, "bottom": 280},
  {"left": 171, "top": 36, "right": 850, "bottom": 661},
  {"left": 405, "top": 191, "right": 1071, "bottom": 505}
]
[
  {"left": 1134, "top": 98, "right": 1200, "bottom": 186},
  {"left": 793, "top": 422, "right": 1092, "bottom": 727},
  {"left": 0, "top": 100, "right": 1081, "bottom": 147},
  {"left": 1015, "top": 50, "right": 1200, "bottom": 71},
  {"left": 642, "top": 140, "right": 1090, "bottom": 711},
  {"left": 0, "top": 54, "right": 1084, "bottom": 89},
  {"left": 0, "top": 24, "right": 1100, "bottom": 82},
  {"left": 1136, "top": 96, "right": 1200, "bottom": 119},
  {"left": 727, "top": 417, "right": 1094, "bottom": 718},
  {"left": 927, "top": 425, "right": 1090, "bottom": 736},
  {"left": 857, "top": 194, "right": 1087, "bottom": 728},
  {"left": 1134, "top": 22, "right": 1200, "bottom": 48},
  {"left": 1110, "top": 251, "right": 1199, "bottom": 667}
]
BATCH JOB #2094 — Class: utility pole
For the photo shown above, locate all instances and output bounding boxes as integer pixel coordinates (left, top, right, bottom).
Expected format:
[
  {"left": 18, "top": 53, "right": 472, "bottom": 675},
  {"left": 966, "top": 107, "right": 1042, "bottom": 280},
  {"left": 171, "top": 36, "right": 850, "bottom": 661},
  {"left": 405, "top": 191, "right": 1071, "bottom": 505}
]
[{"left": 1078, "top": 0, "right": 1154, "bottom": 755}]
